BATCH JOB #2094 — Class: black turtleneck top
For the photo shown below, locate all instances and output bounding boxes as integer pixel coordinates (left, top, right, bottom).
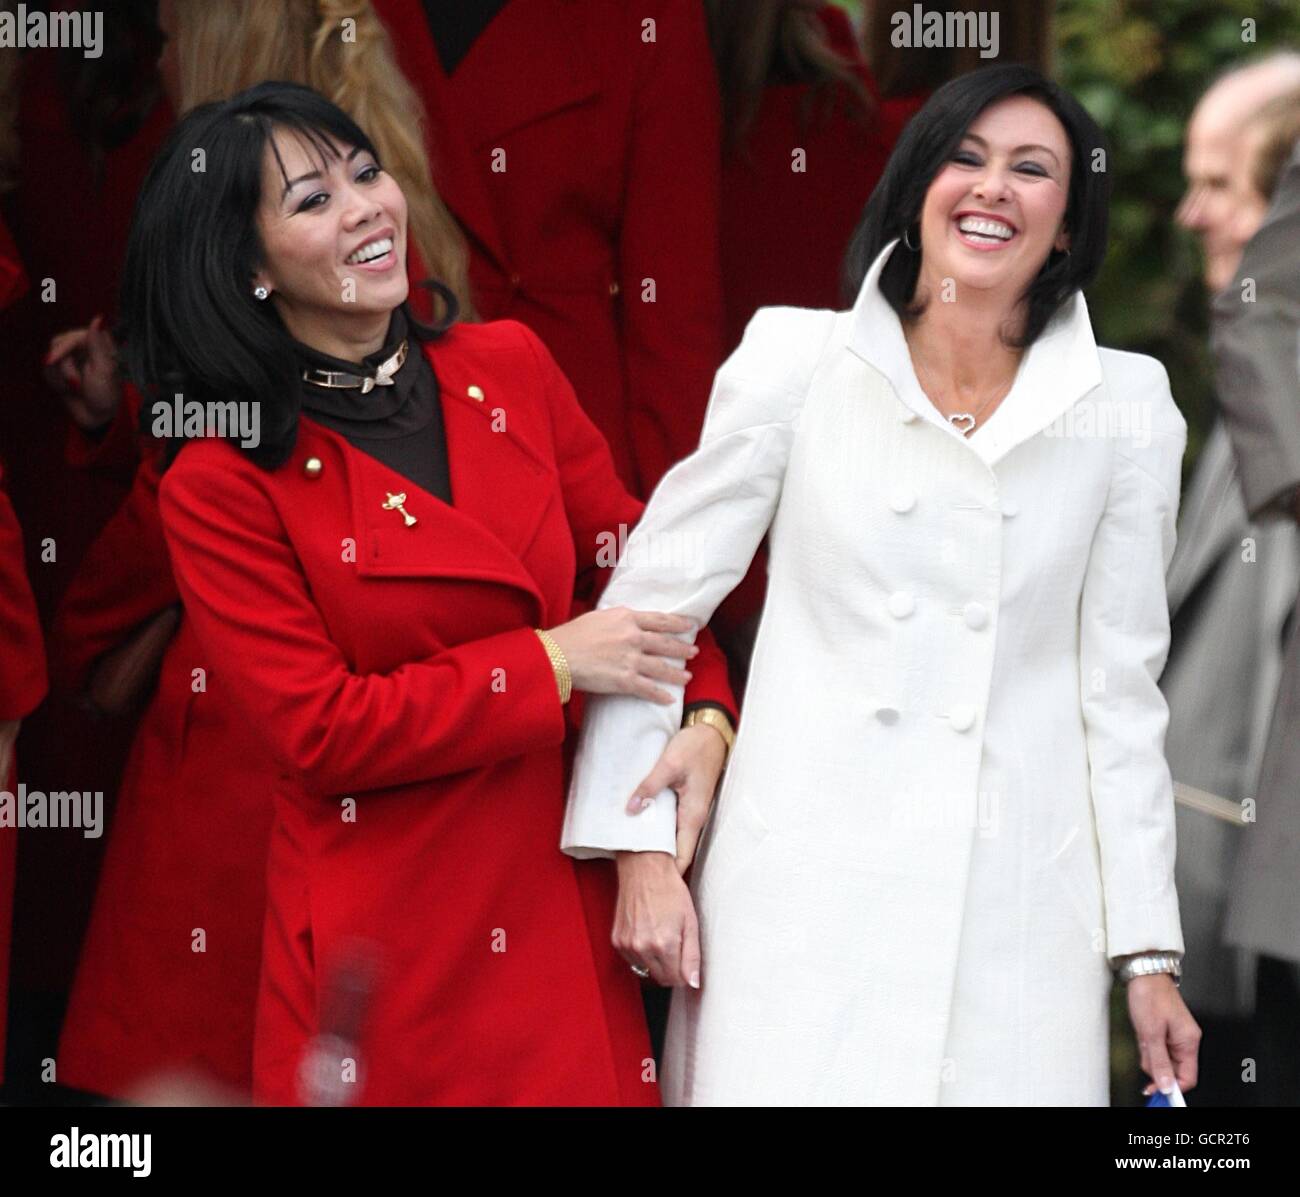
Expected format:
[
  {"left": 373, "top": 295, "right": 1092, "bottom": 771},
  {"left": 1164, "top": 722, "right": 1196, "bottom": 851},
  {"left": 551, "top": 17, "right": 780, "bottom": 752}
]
[{"left": 294, "top": 306, "right": 452, "bottom": 504}]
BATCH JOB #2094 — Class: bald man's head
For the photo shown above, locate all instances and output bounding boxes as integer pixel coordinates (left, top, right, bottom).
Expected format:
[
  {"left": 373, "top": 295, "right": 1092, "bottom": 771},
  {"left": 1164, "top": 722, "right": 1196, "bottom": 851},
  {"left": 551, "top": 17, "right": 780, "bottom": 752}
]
[{"left": 1177, "top": 52, "right": 1300, "bottom": 292}]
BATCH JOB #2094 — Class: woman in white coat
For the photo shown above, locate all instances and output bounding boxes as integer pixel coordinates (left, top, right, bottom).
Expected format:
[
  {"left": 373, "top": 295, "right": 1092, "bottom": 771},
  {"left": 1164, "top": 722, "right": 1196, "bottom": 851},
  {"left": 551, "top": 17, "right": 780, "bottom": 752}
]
[{"left": 561, "top": 65, "right": 1202, "bottom": 1105}]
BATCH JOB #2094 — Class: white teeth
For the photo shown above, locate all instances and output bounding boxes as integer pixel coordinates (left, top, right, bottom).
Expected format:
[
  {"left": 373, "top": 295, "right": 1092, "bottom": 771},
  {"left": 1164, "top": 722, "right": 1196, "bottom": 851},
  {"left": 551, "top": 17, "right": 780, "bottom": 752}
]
[
  {"left": 345, "top": 236, "right": 393, "bottom": 265},
  {"left": 957, "top": 216, "right": 1014, "bottom": 240}
]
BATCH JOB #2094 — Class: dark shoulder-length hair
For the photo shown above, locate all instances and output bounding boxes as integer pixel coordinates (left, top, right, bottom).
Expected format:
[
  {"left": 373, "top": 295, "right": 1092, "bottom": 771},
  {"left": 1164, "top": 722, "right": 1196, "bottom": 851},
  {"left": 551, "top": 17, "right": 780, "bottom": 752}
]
[
  {"left": 118, "top": 80, "right": 455, "bottom": 470},
  {"left": 841, "top": 64, "right": 1110, "bottom": 349}
]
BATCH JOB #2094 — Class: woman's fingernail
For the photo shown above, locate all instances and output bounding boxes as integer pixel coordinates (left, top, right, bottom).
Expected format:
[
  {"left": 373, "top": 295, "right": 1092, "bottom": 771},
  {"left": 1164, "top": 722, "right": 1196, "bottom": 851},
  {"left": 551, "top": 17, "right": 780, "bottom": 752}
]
[
  {"left": 689, "top": 971, "right": 700, "bottom": 989},
  {"left": 1159, "top": 1077, "right": 1175, "bottom": 1094}
]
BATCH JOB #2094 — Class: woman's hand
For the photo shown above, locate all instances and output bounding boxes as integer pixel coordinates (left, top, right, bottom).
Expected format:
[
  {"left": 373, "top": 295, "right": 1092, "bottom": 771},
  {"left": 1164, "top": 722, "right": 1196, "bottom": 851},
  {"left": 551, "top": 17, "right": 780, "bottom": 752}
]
[
  {"left": 625, "top": 724, "right": 727, "bottom": 874},
  {"left": 612, "top": 850, "right": 701, "bottom": 988},
  {"left": 1128, "top": 974, "right": 1201, "bottom": 1098},
  {"left": 43, "top": 314, "right": 122, "bottom": 431},
  {"left": 545, "top": 606, "right": 698, "bottom": 703}
]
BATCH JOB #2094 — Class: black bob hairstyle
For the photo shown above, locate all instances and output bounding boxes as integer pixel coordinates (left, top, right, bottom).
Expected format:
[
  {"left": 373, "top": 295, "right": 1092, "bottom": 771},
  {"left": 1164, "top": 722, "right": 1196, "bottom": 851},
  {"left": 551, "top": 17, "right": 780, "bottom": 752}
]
[
  {"left": 118, "top": 80, "right": 455, "bottom": 470},
  {"left": 841, "top": 63, "right": 1111, "bottom": 349}
]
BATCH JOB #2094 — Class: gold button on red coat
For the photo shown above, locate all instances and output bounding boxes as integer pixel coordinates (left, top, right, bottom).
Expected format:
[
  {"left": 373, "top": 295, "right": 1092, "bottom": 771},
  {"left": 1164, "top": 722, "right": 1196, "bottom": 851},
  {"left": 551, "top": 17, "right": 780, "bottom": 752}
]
[{"left": 303, "top": 457, "right": 323, "bottom": 479}]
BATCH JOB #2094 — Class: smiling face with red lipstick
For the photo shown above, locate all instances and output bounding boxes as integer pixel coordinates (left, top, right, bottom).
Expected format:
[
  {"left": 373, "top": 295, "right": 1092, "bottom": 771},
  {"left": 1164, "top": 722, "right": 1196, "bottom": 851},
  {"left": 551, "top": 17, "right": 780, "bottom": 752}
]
[
  {"left": 914, "top": 94, "right": 1072, "bottom": 308},
  {"left": 252, "top": 126, "right": 410, "bottom": 362}
]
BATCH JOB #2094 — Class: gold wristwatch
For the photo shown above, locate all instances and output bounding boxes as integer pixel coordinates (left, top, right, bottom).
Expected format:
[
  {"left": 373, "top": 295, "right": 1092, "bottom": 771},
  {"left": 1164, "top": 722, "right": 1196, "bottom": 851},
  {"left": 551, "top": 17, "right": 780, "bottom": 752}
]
[{"left": 683, "top": 705, "right": 735, "bottom": 766}]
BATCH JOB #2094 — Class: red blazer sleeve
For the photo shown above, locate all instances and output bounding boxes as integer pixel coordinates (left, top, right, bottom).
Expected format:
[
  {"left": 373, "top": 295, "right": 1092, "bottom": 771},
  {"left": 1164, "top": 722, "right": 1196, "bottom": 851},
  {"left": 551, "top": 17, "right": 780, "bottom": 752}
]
[
  {"left": 48, "top": 444, "right": 179, "bottom": 695},
  {"left": 64, "top": 380, "right": 144, "bottom": 485},
  {"left": 158, "top": 444, "right": 570, "bottom": 798},
  {"left": 518, "top": 322, "right": 736, "bottom": 724},
  {"left": 618, "top": 0, "right": 725, "bottom": 497},
  {"left": 0, "top": 469, "right": 47, "bottom": 721}
]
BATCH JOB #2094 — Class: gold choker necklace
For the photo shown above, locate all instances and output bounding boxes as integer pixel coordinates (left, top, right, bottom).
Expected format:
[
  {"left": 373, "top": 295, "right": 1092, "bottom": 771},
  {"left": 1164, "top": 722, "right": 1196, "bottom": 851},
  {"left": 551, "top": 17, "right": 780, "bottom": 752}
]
[{"left": 301, "top": 338, "right": 408, "bottom": 394}]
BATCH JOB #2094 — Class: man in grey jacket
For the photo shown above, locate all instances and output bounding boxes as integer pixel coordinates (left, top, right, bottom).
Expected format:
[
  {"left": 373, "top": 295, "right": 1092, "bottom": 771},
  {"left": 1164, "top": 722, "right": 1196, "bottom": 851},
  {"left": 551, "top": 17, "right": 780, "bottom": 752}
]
[
  {"left": 1213, "top": 138, "right": 1300, "bottom": 1107},
  {"left": 1163, "top": 54, "right": 1300, "bottom": 1105}
]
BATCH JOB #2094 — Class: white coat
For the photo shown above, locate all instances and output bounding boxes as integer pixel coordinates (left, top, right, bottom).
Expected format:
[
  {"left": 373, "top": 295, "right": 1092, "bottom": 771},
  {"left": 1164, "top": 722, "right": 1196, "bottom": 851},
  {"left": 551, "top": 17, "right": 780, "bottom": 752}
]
[{"left": 561, "top": 240, "right": 1188, "bottom": 1106}]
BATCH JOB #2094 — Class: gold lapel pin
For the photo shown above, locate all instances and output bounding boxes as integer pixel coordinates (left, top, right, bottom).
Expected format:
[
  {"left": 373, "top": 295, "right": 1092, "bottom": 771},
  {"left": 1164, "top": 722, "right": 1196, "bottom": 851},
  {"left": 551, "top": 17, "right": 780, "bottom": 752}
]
[{"left": 382, "top": 491, "right": 418, "bottom": 527}]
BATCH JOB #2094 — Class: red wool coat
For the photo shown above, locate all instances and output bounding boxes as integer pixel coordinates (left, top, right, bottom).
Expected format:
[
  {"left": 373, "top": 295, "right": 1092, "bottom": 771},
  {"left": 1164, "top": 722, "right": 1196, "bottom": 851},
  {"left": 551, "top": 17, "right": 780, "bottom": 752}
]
[
  {"left": 52, "top": 446, "right": 274, "bottom": 1099},
  {"left": 155, "top": 320, "right": 734, "bottom": 1106},
  {"left": 0, "top": 51, "right": 174, "bottom": 1000},
  {"left": 371, "top": 0, "right": 725, "bottom": 500}
]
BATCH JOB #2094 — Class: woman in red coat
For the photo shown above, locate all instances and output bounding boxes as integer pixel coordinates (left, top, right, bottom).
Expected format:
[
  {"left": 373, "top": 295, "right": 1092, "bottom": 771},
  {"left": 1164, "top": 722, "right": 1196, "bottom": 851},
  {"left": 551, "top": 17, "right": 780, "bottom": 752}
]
[
  {"left": 48, "top": 0, "right": 486, "bottom": 1103},
  {"left": 370, "top": 0, "right": 725, "bottom": 502},
  {"left": 131, "top": 83, "right": 736, "bottom": 1105}
]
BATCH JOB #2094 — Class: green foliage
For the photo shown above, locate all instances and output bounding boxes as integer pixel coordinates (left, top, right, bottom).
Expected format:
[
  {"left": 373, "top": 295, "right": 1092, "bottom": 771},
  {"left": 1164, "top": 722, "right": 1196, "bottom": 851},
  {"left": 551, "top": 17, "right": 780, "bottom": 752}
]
[{"left": 1056, "top": 0, "right": 1300, "bottom": 469}]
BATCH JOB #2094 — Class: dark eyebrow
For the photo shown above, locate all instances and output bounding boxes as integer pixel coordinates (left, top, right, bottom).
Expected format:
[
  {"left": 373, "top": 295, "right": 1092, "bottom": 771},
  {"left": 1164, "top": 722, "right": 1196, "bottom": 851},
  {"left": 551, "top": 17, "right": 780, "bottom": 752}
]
[
  {"left": 281, "top": 144, "right": 366, "bottom": 201},
  {"left": 959, "top": 132, "right": 1062, "bottom": 167}
]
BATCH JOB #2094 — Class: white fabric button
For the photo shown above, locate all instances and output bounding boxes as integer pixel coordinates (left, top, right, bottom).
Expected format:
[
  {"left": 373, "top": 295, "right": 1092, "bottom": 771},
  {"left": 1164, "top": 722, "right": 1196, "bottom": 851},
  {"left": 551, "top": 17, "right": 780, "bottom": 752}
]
[
  {"left": 871, "top": 700, "right": 900, "bottom": 726},
  {"left": 1001, "top": 498, "right": 1019, "bottom": 518},
  {"left": 949, "top": 704, "right": 977, "bottom": 733},
  {"left": 889, "top": 488, "right": 916, "bottom": 514},
  {"left": 963, "top": 601, "right": 989, "bottom": 630},
  {"left": 887, "top": 591, "right": 915, "bottom": 619}
]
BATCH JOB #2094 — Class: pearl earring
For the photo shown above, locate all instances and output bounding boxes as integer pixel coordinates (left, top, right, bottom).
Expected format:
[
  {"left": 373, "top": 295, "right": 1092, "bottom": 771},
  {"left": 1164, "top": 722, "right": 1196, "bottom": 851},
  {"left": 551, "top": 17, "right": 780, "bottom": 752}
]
[{"left": 253, "top": 285, "right": 270, "bottom": 300}]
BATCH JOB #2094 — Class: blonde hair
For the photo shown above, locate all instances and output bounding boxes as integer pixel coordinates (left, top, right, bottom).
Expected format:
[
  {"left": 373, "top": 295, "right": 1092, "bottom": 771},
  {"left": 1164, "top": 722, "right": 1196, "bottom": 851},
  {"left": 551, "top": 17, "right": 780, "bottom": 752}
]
[
  {"left": 704, "top": 0, "right": 873, "bottom": 156},
  {"left": 173, "top": 0, "right": 473, "bottom": 320}
]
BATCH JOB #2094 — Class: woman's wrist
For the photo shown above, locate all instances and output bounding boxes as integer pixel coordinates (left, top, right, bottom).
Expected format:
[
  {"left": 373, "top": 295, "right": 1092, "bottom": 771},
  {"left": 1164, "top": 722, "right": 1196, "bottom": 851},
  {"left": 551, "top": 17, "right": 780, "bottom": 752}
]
[
  {"left": 681, "top": 701, "right": 735, "bottom": 765},
  {"left": 1114, "top": 951, "right": 1183, "bottom": 987},
  {"left": 533, "top": 628, "right": 572, "bottom": 704}
]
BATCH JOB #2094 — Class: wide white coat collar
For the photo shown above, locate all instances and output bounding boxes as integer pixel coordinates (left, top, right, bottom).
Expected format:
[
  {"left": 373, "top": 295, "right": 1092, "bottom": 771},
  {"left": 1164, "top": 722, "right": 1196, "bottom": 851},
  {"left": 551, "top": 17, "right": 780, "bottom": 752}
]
[{"left": 844, "top": 239, "right": 1104, "bottom": 468}]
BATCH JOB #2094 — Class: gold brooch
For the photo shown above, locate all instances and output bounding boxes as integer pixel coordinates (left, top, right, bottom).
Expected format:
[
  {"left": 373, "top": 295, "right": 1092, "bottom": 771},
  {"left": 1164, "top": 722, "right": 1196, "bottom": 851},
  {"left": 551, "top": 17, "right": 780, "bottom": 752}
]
[{"left": 381, "top": 491, "right": 417, "bottom": 527}]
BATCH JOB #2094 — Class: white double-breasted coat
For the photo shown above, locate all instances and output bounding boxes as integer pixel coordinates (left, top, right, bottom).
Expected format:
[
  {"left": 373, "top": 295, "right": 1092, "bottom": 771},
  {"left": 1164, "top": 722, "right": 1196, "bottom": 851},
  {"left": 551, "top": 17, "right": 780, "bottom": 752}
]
[{"left": 562, "top": 241, "right": 1187, "bottom": 1105}]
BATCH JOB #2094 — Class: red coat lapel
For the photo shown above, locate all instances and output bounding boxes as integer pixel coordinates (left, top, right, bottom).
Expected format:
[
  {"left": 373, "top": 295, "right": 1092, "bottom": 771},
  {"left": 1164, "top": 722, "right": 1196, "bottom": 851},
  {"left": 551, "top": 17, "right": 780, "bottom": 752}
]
[
  {"left": 372, "top": 0, "right": 601, "bottom": 278},
  {"left": 307, "top": 341, "right": 557, "bottom": 623}
]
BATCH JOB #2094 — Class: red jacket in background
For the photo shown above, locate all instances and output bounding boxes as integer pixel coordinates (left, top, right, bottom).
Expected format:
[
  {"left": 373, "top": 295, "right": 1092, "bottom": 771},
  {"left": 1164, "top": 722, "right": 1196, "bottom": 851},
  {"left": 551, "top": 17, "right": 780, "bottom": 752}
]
[
  {"left": 720, "top": 4, "right": 922, "bottom": 351},
  {"left": 0, "top": 50, "right": 173, "bottom": 1002},
  {"left": 372, "top": 0, "right": 725, "bottom": 500},
  {"left": 714, "top": 5, "right": 926, "bottom": 630}
]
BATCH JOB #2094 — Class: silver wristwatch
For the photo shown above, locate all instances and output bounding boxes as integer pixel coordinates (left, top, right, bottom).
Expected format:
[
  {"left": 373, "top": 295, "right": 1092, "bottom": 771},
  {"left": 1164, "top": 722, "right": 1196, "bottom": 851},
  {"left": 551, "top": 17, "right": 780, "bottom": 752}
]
[{"left": 1115, "top": 952, "right": 1183, "bottom": 987}]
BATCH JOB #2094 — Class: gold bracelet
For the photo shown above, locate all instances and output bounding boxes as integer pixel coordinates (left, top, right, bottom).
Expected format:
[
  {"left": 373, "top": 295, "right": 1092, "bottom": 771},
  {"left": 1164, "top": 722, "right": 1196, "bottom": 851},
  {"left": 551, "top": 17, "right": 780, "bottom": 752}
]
[
  {"left": 683, "top": 706, "right": 735, "bottom": 767},
  {"left": 534, "top": 628, "right": 572, "bottom": 704}
]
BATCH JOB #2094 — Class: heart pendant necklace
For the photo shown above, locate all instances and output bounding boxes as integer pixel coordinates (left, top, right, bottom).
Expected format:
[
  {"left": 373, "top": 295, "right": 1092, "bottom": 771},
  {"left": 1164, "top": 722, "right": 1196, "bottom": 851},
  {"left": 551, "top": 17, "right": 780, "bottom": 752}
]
[{"left": 912, "top": 349, "right": 1017, "bottom": 438}]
